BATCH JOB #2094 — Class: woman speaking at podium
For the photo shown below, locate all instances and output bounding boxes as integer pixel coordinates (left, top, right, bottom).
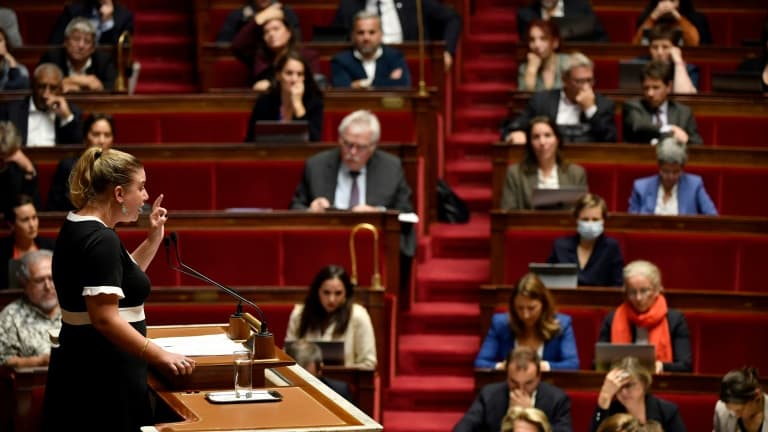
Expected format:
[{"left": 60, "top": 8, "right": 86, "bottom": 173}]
[{"left": 41, "top": 147, "right": 196, "bottom": 432}]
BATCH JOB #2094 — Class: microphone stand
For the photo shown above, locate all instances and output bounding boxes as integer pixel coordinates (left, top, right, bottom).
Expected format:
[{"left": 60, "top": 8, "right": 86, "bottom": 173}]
[{"left": 164, "top": 233, "right": 274, "bottom": 359}]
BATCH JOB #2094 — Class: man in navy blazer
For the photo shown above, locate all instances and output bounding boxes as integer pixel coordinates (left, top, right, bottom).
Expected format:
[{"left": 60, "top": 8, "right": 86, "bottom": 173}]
[
  {"left": 628, "top": 136, "right": 717, "bottom": 215},
  {"left": 331, "top": 12, "right": 411, "bottom": 88},
  {"left": 0, "top": 64, "right": 83, "bottom": 147},
  {"left": 331, "top": 0, "right": 461, "bottom": 69},
  {"left": 455, "top": 347, "right": 572, "bottom": 432},
  {"left": 501, "top": 52, "right": 616, "bottom": 144}
]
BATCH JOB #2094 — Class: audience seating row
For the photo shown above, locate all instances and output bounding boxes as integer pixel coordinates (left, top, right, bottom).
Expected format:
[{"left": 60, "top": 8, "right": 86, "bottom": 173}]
[
  {"left": 28, "top": 143, "right": 421, "bottom": 215},
  {"left": 479, "top": 285, "right": 768, "bottom": 375},
  {"left": 491, "top": 143, "right": 768, "bottom": 216},
  {"left": 509, "top": 92, "right": 768, "bottom": 148},
  {"left": 491, "top": 211, "right": 768, "bottom": 292}
]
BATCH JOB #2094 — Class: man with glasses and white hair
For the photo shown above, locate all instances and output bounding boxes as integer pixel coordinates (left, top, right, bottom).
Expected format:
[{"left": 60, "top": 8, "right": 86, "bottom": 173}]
[
  {"left": 39, "top": 16, "right": 116, "bottom": 92},
  {"left": 501, "top": 51, "right": 617, "bottom": 145},
  {"left": 597, "top": 259, "right": 692, "bottom": 373},
  {"left": 290, "top": 109, "right": 413, "bottom": 215},
  {"left": 0, "top": 249, "right": 61, "bottom": 367}
]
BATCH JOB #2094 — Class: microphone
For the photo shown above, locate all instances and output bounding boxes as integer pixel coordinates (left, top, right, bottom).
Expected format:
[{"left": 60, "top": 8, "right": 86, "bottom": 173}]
[{"left": 163, "top": 232, "right": 269, "bottom": 334}]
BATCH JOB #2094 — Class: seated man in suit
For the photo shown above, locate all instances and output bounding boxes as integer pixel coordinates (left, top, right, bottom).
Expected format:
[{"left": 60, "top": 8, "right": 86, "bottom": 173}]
[
  {"left": 453, "top": 346, "right": 572, "bottom": 432},
  {"left": 331, "top": 0, "right": 461, "bottom": 70},
  {"left": 0, "top": 250, "right": 61, "bottom": 367},
  {"left": 501, "top": 52, "right": 617, "bottom": 145},
  {"left": 0, "top": 63, "right": 83, "bottom": 147},
  {"left": 40, "top": 17, "right": 116, "bottom": 92},
  {"left": 285, "top": 340, "right": 355, "bottom": 404},
  {"left": 622, "top": 60, "right": 702, "bottom": 145},
  {"left": 517, "top": 0, "right": 608, "bottom": 42},
  {"left": 331, "top": 11, "right": 411, "bottom": 89}
]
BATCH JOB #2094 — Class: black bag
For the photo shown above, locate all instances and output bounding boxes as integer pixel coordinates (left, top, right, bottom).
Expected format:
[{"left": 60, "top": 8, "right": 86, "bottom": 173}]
[{"left": 436, "top": 179, "right": 470, "bottom": 223}]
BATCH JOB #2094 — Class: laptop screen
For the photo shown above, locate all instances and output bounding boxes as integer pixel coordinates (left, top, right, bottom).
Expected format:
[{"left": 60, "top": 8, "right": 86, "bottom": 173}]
[
  {"left": 594, "top": 342, "right": 656, "bottom": 372},
  {"left": 252, "top": 121, "right": 309, "bottom": 144},
  {"left": 529, "top": 263, "right": 578, "bottom": 289}
]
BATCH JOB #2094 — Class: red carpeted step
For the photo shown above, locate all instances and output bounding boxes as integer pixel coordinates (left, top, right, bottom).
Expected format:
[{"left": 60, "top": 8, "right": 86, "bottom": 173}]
[
  {"left": 445, "top": 158, "right": 492, "bottom": 186},
  {"left": 454, "top": 106, "right": 508, "bottom": 133},
  {"left": 455, "top": 82, "right": 513, "bottom": 107},
  {"left": 429, "top": 216, "right": 490, "bottom": 259},
  {"left": 462, "top": 33, "right": 519, "bottom": 57},
  {"left": 137, "top": 60, "right": 195, "bottom": 83},
  {"left": 401, "top": 302, "right": 481, "bottom": 335},
  {"left": 463, "top": 58, "right": 518, "bottom": 85},
  {"left": 416, "top": 257, "right": 490, "bottom": 302},
  {"left": 469, "top": 8, "right": 518, "bottom": 35},
  {"left": 382, "top": 410, "right": 465, "bottom": 432},
  {"left": 384, "top": 375, "right": 475, "bottom": 411},
  {"left": 134, "top": 11, "right": 192, "bottom": 35},
  {"left": 398, "top": 334, "right": 480, "bottom": 375},
  {"left": 133, "top": 35, "right": 195, "bottom": 59},
  {"left": 450, "top": 185, "right": 492, "bottom": 214}
]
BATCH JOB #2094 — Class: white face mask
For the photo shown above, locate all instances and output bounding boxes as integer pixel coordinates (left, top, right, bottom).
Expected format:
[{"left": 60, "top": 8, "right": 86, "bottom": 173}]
[{"left": 577, "top": 220, "right": 604, "bottom": 240}]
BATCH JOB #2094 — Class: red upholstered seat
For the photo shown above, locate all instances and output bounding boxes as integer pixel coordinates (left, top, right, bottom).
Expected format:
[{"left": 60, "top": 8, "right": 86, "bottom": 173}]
[
  {"left": 209, "top": 58, "right": 251, "bottom": 88},
  {"left": 112, "top": 112, "right": 251, "bottom": 143},
  {"left": 502, "top": 229, "right": 571, "bottom": 284},
  {"left": 558, "top": 307, "right": 608, "bottom": 370},
  {"left": 213, "top": 160, "right": 304, "bottom": 210},
  {"left": 323, "top": 111, "right": 416, "bottom": 142},
  {"left": 686, "top": 311, "right": 768, "bottom": 374}
]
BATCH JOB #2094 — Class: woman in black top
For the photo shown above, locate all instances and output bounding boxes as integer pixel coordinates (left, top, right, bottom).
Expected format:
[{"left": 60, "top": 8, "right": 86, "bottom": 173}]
[
  {"left": 245, "top": 50, "right": 324, "bottom": 142},
  {"left": 41, "top": 147, "right": 195, "bottom": 432}
]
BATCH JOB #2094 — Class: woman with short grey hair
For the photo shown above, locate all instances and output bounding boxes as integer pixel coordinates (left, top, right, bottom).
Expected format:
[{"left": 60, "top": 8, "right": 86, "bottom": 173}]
[{"left": 628, "top": 136, "right": 717, "bottom": 215}]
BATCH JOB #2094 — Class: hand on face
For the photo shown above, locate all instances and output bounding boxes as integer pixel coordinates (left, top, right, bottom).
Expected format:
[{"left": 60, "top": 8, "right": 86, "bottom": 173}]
[
  {"left": 288, "top": 80, "right": 305, "bottom": 102},
  {"left": 601, "top": 368, "right": 631, "bottom": 401},
  {"left": 99, "top": 0, "right": 115, "bottom": 21},
  {"left": 509, "top": 389, "right": 534, "bottom": 409},
  {"left": 526, "top": 51, "right": 543, "bottom": 70},
  {"left": 506, "top": 130, "right": 527, "bottom": 145},
  {"left": 44, "top": 94, "right": 73, "bottom": 118},
  {"left": 575, "top": 84, "right": 596, "bottom": 111}
]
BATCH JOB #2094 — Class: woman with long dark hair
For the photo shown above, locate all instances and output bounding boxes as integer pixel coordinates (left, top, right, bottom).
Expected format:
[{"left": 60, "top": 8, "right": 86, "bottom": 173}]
[{"left": 284, "top": 265, "right": 377, "bottom": 369}]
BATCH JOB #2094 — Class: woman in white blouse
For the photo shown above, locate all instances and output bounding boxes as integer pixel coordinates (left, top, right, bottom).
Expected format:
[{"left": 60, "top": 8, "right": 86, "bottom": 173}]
[
  {"left": 285, "top": 265, "right": 377, "bottom": 369},
  {"left": 628, "top": 136, "right": 717, "bottom": 215}
]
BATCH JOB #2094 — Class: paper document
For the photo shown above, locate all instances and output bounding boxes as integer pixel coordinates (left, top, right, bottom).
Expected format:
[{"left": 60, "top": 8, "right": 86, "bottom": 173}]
[{"left": 151, "top": 333, "right": 247, "bottom": 356}]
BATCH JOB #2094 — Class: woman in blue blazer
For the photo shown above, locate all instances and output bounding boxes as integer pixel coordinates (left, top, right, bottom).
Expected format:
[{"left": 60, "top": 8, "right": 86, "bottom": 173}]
[
  {"left": 474, "top": 273, "right": 579, "bottom": 370},
  {"left": 628, "top": 137, "right": 717, "bottom": 215}
]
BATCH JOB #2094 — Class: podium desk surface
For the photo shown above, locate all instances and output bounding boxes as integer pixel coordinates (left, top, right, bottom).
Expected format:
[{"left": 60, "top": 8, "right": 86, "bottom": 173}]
[{"left": 146, "top": 324, "right": 382, "bottom": 432}]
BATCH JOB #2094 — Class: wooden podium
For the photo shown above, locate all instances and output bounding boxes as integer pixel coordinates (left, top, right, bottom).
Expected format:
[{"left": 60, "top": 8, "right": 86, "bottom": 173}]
[{"left": 146, "top": 325, "right": 382, "bottom": 432}]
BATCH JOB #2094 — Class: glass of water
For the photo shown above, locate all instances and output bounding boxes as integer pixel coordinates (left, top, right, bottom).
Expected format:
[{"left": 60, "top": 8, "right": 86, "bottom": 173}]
[{"left": 233, "top": 349, "right": 252, "bottom": 398}]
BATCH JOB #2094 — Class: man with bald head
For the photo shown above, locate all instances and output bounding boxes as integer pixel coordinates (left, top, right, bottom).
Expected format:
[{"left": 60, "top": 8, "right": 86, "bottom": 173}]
[
  {"left": 0, "top": 249, "right": 61, "bottom": 367},
  {"left": 0, "top": 63, "right": 83, "bottom": 146}
]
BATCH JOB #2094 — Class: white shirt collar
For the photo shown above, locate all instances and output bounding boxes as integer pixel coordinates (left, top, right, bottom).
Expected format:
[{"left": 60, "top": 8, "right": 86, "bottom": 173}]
[
  {"left": 353, "top": 46, "right": 384, "bottom": 62},
  {"left": 67, "top": 56, "right": 93, "bottom": 76}
]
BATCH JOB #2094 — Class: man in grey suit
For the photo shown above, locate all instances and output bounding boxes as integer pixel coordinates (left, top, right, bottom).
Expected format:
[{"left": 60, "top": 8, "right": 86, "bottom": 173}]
[
  {"left": 622, "top": 60, "right": 703, "bottom": 145},
  {"left": 501, "top": 52, "right": 617, "bottom": 145},
  {"left": 453, "top": 346, "right": 572, "bottom": 432},
  {"left": 290, "top": 109, "right": 415, "bottom": 255}
]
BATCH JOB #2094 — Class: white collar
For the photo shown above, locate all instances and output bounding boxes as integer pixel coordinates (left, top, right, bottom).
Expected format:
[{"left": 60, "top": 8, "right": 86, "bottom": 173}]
[
  {"left": 67, "top": 211, "right": 108, "bottom": 227},
  {"left": 353, "top": 46, "right": 384, "bottom": 62},
  {"left": 67, "top": 56, "right": 93, "bottom": 75}
]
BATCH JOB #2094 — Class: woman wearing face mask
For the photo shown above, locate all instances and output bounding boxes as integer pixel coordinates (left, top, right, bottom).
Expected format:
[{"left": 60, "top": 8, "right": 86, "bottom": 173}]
[
  {"left": 714, "top": 367, "right": 767, "bottom": 432},
  {"left": 547, "top": 193, "right": 624, "bottom": 287},
  {"left": 474, "top": 272, "right": 579, "bottom": 371},
  {"left": 591, "top": 356, "right": 686, "bottom": 432},
  {"left": 47, "top": 113, "right": 115, "bottom": 211},
  {"left": 284, "top": 264, "right": 377, "bottom": 369},
  {"left": 518, "top": 20, "right": 566, "bottom": 91},
  {"left": 598, "top": 260, "right": 692, "bottom": 373},
  {"left": 500, "top": 116, "right": 587, "bottom": 210},
  {"left": 244, "top": 51, "right": 323, "bottom": 142}
]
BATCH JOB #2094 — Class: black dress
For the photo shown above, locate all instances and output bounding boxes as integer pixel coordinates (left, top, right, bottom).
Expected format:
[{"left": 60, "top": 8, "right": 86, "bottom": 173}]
[{"left": 42, "top": 213, "right": 153, "bottom": 432}]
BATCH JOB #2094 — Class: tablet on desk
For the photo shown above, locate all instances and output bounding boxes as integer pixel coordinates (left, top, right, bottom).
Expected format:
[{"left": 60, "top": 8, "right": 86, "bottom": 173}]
[
  {"left": 594, "top": 342, "right": 656, "bottom": 372},
  {"left": 530, "top": 186, "right": 587, "bottom": 210},
  {"left": 252, "top": 121, "right": 309, "bottom": 144}
]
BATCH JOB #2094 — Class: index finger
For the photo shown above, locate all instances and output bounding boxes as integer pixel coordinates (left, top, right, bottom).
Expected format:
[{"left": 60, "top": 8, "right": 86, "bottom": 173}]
[{"left": 152, "top": 194, "right": 164, "bottom": 210}]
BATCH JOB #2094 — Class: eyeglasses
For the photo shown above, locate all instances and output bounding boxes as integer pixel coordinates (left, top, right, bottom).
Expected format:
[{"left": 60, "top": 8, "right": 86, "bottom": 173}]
[
  {"left": 625, "top": 287, "right": 655, "bottom": 298},
  {"left": 341, "top": 140, "right": 373, "bottom": 152},
  {"left": 569, "top": 77, "right": 595, "bottom": 86}
]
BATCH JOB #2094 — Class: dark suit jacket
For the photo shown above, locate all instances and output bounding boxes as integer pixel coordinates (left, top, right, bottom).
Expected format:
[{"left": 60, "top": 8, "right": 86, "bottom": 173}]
[
  {"left": 517, "top": 0, "right": 608, "bottom": 42},
  {"left": 0, "top": 162, "right": 40, "bottom": 218},
  {"left": 501, "top": 89, "right": 617, "bottom": 143},
  {"left": 598, "top": 308, "right": 693, "bottom": 372},
  {"left": 500, "top": 163, "right": 587, "bottom": 210},
  {"left": 244, "top": 87, "right": 324, "bottom": 142},
  {"left": 621, "top": 98, "right": 703, "bottom": 145},
  {"left": 548, "top": 234, "right": 624, "bottom": 287},
  {"left": 0, "top": 96, "right": 83, "bottom": 146},
  {"left": 330, "top": 46, "right": 411, "bottom": 88},
  {"left": 319, "top": 376, "right": 355, "bottom": 405},
  {"left": 216, "top": 4, "right": 300, "bottom": 42},
  {"left": 591, "top": 393, "right": 686, "bottom": 432},
  {"left": 0, "top": 235, "right": 56, "bottom": 289},
  {"left": 289, "top": 148, "right": 415, "bottom": 255},
  {"left": 453, "top": 381, "right": 572, "bottom": 432},
  {"left": 46, "top": 156, "right": 78, "bottom": 212},
  {"left": 331, "top": 0, "right": 462, "bottom": 54},
  {"left": 39, "top": 47, "right": 117, "bottom": 91},
  {"left": 48, "top": 3, "right": 134, "bottom": 45}
]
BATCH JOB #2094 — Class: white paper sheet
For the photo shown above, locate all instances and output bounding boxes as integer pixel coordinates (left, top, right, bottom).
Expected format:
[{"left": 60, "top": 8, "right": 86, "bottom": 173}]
[{"left": 151, "top": 333, "right": 247, "bottom": 356}]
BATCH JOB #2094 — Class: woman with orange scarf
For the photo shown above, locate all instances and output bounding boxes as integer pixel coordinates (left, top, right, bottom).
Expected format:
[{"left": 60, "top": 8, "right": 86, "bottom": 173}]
[{"left": 597, "top": 260, "right": 692, "bottom": 373}]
